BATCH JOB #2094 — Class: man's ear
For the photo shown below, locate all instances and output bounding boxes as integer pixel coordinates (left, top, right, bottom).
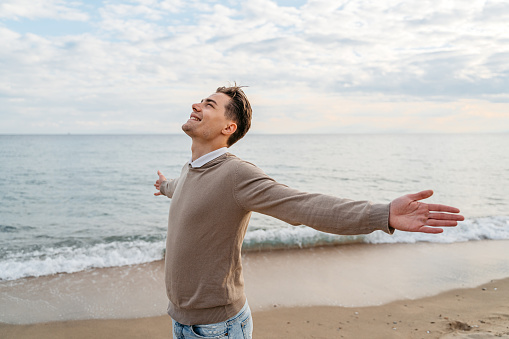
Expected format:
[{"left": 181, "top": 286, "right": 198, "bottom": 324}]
[{"left": 222, "top": 122, "right": 237, "bottom": 136}]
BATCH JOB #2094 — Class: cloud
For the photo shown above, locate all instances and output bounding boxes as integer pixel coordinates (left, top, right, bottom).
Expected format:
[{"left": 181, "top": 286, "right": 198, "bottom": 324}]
[
  {"left": 251, "top": 91, "right": 509, "bottom": 134},
  {"left": 0, "top": 0, "right": 89, "bottom": 21},
  {"left": 0, "top": 0, "right": 508, "bottom": 134}
]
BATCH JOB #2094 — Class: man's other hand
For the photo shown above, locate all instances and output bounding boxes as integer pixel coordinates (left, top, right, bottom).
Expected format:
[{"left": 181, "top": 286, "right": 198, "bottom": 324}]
[{"left": 154, "top": 170, "right": 167, "bottom": 196}]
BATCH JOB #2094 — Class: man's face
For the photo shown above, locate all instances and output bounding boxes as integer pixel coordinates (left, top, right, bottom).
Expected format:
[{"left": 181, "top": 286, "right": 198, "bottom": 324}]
[{"left": 182, "top": 92, "right": 232, "bottom": 142}]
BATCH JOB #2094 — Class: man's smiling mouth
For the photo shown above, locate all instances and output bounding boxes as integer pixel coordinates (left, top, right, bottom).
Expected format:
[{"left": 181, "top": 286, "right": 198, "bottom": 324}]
[{"left": 189, "top": 114, "right": 201, "bottom": 121}]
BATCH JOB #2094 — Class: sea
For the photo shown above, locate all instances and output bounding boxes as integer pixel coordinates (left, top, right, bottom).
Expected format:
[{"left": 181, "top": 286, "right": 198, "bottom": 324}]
[{"left": 0, "top": 133, "right": 508, "bottom": 282}]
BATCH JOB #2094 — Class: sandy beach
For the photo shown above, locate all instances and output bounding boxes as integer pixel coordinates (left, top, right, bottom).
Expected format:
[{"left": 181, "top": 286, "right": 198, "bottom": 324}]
[
  {"left": 1, "top": 240, "right": 509, "bottom": 338},
  {"left": 1, "top": 277, "right": 508, "bottom": 338}
]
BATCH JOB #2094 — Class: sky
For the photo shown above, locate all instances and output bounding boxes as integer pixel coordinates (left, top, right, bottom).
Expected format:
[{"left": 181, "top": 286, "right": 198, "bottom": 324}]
[{"left": 1, "top": 0, "right": 508, "bottom": 134}]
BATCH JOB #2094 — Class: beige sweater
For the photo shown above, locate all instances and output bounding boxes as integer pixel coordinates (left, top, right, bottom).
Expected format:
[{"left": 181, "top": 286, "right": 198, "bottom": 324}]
[{"left": 160, "top": 153, "right": 392, "bottom": 325}]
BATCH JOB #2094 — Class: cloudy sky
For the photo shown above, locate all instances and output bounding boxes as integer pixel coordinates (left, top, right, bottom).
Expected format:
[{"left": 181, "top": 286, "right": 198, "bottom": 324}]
[{"left": 1, "top": 0, "right": 508, "bottom": 134}]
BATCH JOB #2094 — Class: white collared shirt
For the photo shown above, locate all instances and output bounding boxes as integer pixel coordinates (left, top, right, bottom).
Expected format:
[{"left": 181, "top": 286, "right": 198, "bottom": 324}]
[{"left": 189, "top": 147, "right": 228, "bottom": 168}]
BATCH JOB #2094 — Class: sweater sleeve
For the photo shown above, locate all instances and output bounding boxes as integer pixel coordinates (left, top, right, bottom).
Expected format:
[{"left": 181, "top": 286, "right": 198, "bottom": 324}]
[
  {"left": 159, "top": 178, "right": 179, "bottom": 198},
  {"left": 233, "top": 160, "right": 393, "bottom": 235}
]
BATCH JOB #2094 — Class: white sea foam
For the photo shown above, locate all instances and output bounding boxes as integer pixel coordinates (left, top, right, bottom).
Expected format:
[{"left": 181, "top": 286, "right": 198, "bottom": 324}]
[
  {"left": 1, "top": 216, "right": 507, "bottom": 281},
  {"left": 243, "top": 226, "right": 365, "bottom": 250},
  {"left": 244, "top": 216, "right": 509, "bottom": 249},
  {"left": 365, "top": 216, "right": 509, "bottom": 244},
  {"left": 0, "top": 240, "right": 166, "bottom": 281}
]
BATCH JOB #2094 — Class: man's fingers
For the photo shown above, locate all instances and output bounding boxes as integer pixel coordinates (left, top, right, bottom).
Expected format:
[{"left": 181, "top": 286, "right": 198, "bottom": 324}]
[
  {"left": 428, "top": 212, "right": 464, "bottom": 221},
  {"left": 157, "top": 170, "right": 167, "bottom": 182},
  {"left": 407, "top": 190, "right": 434, "bottom": 201},
  {"left": 418, "top": 226, "right": 444, "bottom": 234},
  {"left": 424, "top": 212, "right": 464, "bottom": 227},
  {"left": 427, "top": 204, "right": 462, "bottom": 214},
  {"left": 154, "top": 171, "right": 164, "bottom": 196},
  {"left": 426, "top": 219, "right": 459, "bottom": 227}
]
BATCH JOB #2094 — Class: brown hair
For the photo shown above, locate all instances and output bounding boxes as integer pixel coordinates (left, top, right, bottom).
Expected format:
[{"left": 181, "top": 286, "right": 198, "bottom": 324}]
[{"left": 216, "top": 85, "right": 252, "bottom": 147}]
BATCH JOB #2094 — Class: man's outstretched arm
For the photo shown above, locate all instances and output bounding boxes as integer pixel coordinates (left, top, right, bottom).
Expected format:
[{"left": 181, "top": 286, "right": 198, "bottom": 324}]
[{"left": 389, "top": 190, "right": 464, "bottom": 234}]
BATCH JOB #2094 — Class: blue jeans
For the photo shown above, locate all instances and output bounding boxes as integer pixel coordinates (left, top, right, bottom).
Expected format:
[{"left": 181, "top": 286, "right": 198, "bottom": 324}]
[{"left": 171, "top": 302, "right": 253, "bottom": 339}]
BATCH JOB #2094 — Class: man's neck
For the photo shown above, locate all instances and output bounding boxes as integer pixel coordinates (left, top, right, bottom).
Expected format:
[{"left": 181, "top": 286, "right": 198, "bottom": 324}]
[{"left": 190, "top": 140, "right": 228, "bottom": 162}]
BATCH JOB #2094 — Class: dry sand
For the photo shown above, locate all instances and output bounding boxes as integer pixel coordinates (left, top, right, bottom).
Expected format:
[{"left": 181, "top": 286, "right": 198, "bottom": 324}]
[{"left": 254, "top": 278, "right": 509, "bottom": 338}]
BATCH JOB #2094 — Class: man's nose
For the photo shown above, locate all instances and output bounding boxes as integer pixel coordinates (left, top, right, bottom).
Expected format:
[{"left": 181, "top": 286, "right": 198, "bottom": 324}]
[{"left": 192, "top": 103, "right": 201, "bottom": 111}]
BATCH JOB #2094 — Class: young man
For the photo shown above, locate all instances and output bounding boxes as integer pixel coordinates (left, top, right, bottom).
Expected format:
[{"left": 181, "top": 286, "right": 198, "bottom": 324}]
[{"left": 154, "top": 85, "right": 464, "bottom": 339}]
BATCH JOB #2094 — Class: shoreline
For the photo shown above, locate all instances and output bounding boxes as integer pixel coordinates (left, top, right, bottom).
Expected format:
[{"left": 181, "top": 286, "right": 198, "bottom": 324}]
[
  {"left": 1, "top": 240, "right": 509, "bottom": 337},
  {"left": 1, "top": 277, "right": 508, "bottom": 338}
]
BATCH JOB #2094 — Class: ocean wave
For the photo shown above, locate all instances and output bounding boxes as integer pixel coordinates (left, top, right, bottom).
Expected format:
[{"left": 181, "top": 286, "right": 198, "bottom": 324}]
[
  {"left": 242, "top": 226, "right": 365, "bottom": 250},
  {"left": 365, "top": 215, "right": 509, "bottom": 244},
  {"left": 0, "top": 240, "right": 166, "bottom": 281},
  {"left": 1, "top": 216, "right": 507, "bottom": 281},
  {"left": 244, "top": 216, "right": 509, "bottom": 249}
]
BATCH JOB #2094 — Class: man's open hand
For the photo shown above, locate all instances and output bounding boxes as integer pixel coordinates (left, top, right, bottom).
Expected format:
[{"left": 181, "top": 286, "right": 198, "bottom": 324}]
[
  {"left": 154, "top": 170, "right": 167, "bottom": 196},
  {"left": 389, "top": 190, "right": 464, "bottom": 234}
]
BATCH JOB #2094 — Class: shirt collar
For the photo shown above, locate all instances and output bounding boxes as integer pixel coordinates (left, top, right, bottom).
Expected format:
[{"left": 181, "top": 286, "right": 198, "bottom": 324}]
[{"left": 189, "top": 147, "right": 228, "bottom": 168}]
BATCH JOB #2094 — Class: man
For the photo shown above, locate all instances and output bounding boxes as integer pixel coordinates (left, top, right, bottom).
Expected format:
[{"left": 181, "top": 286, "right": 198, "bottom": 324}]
[{"left": 154, "top": 85, "right": 464, "bottom": 339}]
